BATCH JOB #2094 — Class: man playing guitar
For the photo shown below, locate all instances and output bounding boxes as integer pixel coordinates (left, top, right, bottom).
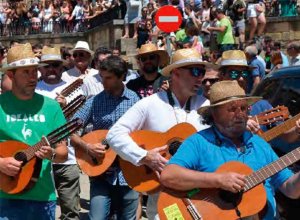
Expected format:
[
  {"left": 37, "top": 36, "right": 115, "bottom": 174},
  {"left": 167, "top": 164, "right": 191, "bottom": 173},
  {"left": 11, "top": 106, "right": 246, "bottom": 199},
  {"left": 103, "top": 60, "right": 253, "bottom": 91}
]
[
  {"left": 0, "top": 43, "right": 68, "bottom": 219},
  {"left": 107, "top": 48, "right": 214, "bottom": 219},
  {"left": 160, "top": 80, "right": 300, "bottom": 220}
]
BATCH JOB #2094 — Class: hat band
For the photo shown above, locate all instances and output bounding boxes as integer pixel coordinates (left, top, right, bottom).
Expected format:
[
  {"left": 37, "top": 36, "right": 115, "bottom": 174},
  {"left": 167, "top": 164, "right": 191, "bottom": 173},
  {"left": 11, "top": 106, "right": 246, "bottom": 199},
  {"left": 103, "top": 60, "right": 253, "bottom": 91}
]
[
  {"left": 171, "top": 58, "right": 205, "bottom": 66},
  {"left": 220, "top": 59, "right": 248, "bottom": 66},
  {"left": 41, "top": 54, "right": 62, "bottom": 61},
  {"left": 211, "top": 95, "right": 249, "bottom": 105},
  {"left": 8, "top": 58, "right": 39, "bottom": 68}
]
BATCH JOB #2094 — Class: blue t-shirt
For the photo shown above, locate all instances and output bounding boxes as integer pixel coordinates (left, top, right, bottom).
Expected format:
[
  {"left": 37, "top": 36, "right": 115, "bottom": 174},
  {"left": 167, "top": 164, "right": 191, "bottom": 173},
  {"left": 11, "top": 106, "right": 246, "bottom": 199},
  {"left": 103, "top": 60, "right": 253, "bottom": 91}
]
[
  {"left": 169, "top": 126, "right": 293, "bottom": 220},
  {"left": 248, "top": 57, "right": 266, "bottom": 93}
]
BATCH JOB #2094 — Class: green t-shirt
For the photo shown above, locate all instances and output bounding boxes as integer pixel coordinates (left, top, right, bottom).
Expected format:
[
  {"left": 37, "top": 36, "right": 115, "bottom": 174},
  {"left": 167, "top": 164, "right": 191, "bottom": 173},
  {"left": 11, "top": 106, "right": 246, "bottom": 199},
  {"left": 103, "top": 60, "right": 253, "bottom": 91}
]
[
  {"left": 0, "top": 92, "right": 66, "bottom": 201},
  {"left": 175, "top": 29, "right": 187, "bottom": 42},
  {"left": 217, "top": 17, "right": 235, "bottom": 45}
]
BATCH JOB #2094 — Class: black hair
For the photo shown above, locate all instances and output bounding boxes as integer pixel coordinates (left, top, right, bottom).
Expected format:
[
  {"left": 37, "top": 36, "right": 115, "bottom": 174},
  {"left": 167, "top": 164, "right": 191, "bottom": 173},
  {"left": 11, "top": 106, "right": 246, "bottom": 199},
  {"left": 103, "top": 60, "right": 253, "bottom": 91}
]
[
  {"left": 99, "top": 55, "right": 128, "bottom": 78},
  {"left": 201, "top": 108, "right": 214, "bottom": 125}
]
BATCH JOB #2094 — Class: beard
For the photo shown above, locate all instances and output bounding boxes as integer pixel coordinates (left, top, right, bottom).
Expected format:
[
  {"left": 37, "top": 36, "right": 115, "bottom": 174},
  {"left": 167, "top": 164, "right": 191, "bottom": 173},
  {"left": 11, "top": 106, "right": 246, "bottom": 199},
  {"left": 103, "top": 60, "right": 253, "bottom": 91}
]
[{"left": 142, "top": 64, "right": 158, "bottom": 74}]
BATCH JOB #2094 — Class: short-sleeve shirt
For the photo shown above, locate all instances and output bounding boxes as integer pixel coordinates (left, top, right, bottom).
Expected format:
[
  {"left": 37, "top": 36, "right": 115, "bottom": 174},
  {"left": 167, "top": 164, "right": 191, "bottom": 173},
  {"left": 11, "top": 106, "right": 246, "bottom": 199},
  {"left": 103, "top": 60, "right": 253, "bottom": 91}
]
[
  {"left": 217, "top": 17, "right": 234, "bottom": 45},
  {"left": 0, "top": 92, "right": 66, "bottom": 201},
  {"left": 169, "top": 126, "right": 293, "bottom": 220}
]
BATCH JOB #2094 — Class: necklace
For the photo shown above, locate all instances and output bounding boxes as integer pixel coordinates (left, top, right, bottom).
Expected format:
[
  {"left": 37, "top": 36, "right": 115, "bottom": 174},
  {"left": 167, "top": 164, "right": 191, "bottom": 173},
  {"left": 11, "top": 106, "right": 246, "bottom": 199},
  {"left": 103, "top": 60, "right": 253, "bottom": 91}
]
[{"left": 167, "top": 90, "right": 191, "bottom": 124}]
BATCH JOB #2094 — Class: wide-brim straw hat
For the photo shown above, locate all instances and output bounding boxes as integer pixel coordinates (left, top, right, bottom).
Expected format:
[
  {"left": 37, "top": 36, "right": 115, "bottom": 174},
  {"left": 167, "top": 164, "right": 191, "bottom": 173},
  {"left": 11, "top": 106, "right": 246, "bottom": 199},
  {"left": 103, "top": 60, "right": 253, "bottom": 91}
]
[
  {"left": 40, "top": 46, "right": 67, "bottom": 65},
  {"left": 161, "top": 48, "right": 217, "bottom": 77},
  {"left": 135, "top": 43, "right": 169, "bottom": 67},
  {"left": 220, "top": 50, "right": 256, "bottom": 69},
  {"left": 70, "top": 41, "right": 94, "bottom": 56},
  {"left": 0, "top": 43, "right": 47, "bottom": 72},
  {"left": 197, "top": 80, "right": 262, "bottom": 114}
]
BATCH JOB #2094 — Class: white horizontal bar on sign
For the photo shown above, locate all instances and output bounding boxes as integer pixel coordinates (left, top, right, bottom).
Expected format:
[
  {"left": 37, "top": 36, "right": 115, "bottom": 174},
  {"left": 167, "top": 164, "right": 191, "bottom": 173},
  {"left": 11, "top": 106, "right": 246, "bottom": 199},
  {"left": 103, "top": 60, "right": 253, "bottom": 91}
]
[{"left": 158, "top": 16, "right": 179, "bottom": 22}]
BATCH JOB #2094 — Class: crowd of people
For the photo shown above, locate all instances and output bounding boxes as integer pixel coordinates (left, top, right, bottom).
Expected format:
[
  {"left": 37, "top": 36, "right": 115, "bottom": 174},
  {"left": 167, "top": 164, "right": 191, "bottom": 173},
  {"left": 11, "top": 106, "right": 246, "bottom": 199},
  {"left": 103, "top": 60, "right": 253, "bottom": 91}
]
[
  {"left": 0, "top": 1, "right": 300, "bottom": 220},
  {"left": 0, "top": 0, "right": 122, "bottom": 36}
]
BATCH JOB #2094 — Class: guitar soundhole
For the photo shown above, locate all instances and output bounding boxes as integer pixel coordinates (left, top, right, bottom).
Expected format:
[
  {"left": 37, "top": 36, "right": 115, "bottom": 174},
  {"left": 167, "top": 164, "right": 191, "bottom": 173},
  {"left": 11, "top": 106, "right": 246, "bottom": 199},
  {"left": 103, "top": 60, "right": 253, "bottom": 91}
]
[
  {"left": 169, "top": 141, "right": 182, "bottom": 156},
  {"left": 14, "top": 152, "right": 28, "bottom": 165},
  {"left": 219, "top": 190, "right": 243, "bottom": 205}
]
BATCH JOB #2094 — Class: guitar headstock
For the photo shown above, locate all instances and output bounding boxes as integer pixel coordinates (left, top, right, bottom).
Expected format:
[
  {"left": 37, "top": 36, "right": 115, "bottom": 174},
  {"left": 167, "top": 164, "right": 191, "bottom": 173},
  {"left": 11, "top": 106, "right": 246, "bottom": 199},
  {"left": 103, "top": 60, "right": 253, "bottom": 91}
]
[{"left": 255, "top": 105, "right": 290, "bottom": 125}]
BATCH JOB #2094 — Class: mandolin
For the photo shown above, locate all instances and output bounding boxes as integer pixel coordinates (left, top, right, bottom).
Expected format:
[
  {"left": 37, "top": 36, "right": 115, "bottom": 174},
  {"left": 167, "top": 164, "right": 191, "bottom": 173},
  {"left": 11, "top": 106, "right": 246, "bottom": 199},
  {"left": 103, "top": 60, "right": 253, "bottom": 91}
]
[
  {"left": 75, "top": 130, "right": 117, "bottom": 177},
  {"left": 119, "top": 123, "right": 197, "bottom": 194},
  {"left": 0, "top": 118, "right": 83, "bottom": 194},
  {"left": 158, "top": 145, "right": 300, "bottom": 220},
  {"left": 60, "top": 78, "right": 83, "bottom": 97},
  {"left": 62, "top": 95, "right": 86, "bottom": 120}
]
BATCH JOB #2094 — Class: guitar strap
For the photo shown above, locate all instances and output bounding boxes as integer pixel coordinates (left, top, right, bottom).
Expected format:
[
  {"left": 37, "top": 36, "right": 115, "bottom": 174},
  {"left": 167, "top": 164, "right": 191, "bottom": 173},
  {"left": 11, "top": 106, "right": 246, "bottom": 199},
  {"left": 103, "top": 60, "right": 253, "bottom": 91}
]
[{"left": 166, "top": 90, "right": 191, "bottom": 112}]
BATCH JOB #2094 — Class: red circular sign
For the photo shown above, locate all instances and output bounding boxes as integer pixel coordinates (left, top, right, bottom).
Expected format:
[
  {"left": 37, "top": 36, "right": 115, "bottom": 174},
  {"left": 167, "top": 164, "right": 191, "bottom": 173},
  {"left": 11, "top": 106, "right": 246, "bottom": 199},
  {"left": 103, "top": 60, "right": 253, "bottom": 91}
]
[{"left": 155, "top": 6, "right": 183, "bottom": 33}]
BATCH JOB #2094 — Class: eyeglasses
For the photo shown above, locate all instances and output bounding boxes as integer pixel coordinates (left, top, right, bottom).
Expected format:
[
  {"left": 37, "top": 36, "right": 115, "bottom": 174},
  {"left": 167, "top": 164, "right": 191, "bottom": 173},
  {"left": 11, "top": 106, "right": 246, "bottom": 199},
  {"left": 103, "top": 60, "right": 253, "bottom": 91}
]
[
  {"left": 73, "top": 52, "right": 86, "bottom": 58},
  {"left": 139, "top": 54, "right": 157, "bottom": 62},
  {"left": 44, "top": 62, "right": 61, "bottom": 68},
  {"left": 226, "top": 70, "right": 249, "bottom": 80},
  {"left": 182, "top": 67, "right": 206, "bottom": 77},
  {"left": 202, "top": 78, "right": 219, "bottom": 85}
]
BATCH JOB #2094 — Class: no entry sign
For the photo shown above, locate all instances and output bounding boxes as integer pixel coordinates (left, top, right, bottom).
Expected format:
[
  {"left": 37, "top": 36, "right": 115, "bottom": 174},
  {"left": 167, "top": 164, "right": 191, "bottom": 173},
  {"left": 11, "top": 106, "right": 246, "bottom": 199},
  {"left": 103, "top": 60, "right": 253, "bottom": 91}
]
[{"left": 155, "top": 6, "right": 183, "bottom": 33}]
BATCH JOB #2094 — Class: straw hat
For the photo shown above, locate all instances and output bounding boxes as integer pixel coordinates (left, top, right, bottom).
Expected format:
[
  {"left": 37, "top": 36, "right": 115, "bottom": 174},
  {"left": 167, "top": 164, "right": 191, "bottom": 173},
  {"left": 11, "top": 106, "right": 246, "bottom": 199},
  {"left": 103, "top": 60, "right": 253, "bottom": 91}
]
[
  {"left": 197, "top": 80, "right": 262, "bottom": 114},
  {"left": 40, "top": 46, "right": 66, "bottom": 64},
  {"left": 135, "top": 43, "right": 169, "bottom": 67},
  {"left": 161, "top": 48, "right": 217, "bottom": 77},
  {"left": 220, "top": 50, "right": 255, "bottom": 69},
  {"left": 70, "top": 41, "right": 94, "bottom": 56},
  {"left": 0, "top": 43, "right": 46, "bottom": 72}
]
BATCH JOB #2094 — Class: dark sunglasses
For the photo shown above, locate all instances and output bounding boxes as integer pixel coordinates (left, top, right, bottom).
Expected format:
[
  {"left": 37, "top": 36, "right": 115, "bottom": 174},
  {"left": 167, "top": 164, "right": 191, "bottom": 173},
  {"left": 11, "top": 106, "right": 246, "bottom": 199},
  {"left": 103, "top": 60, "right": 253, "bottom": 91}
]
[
  {"left": 227, "top": 70, "right": 249, "bottom": 80},
  {"left": 73, "top": 52, "right": 86, "bottom": 58},
  {"left": 202, "top": 78, "right": 219, "bottom": 85},
  {"left": 139, "top": 54, "right": 157, "bottom": 62},
  {"left": 44, "top": 62, "right": 61, "bottom": 68},
  {"left": 183, "top": 67, "right": 206, "bottom": 77}
]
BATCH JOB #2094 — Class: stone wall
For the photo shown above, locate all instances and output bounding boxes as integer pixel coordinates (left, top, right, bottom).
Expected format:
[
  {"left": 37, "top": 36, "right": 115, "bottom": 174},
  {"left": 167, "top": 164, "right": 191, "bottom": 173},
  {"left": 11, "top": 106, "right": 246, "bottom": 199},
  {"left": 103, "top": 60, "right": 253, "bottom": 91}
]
[{"left": 265, "top": 16, "right": 300, "bottom": 45}]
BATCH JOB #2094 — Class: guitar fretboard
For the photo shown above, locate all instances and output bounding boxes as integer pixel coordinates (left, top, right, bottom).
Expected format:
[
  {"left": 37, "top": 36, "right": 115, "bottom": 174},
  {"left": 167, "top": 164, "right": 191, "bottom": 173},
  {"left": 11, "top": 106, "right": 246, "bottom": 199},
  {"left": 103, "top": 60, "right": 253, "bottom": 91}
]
[
  {"left": 260, "top": 112, "right": 300, "bottom": 142},
  {"left": 244, "top": 147, "right": 300, "bottom": 191}
]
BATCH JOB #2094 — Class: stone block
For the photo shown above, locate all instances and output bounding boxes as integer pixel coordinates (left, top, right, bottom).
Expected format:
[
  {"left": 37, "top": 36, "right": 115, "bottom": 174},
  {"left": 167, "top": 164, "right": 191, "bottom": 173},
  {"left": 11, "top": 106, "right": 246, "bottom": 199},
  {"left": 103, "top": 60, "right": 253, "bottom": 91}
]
[
  {"left": 267, "top": 33, "right": 282, "bottom": 41},
  {"left": 282, "top": 32, "right": 291, "bottom": 41},
  {"left": 294, "top": 31, "right": 300, "bottom": 40},
  {"left": 266, "top": 21, "right": 289, "bottom": 33}
]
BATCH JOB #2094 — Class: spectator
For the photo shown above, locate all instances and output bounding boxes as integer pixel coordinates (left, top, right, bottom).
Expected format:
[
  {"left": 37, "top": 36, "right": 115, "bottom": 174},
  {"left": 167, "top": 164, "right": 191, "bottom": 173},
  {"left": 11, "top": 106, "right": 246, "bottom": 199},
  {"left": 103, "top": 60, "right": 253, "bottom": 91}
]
[
  {"left": 134, "top": 7, "right": 149, "bottom": 47},
  {"left": 286, "top": 41, "right": 300, "bottom": 66},
  {"left": 60, "top": 0, "right": 72, "bottom": 32},
  {"left": 40, "top": 0, "right": 54, "bottom": 32},
  {"left": 246, "top": 0, "right": 266, "bottom": 41},
  {"left": 61, "top": 46, "right": 75, "bottom": 70},
  {"left": 184, "top": 22, "right": 204, "bottom": 55},
  {"left": 121, "top": 0, "right": 142, "bottom": 39},
  {"left": 244, "top": 45, "right": 266, "bottom": 93},
  {"left": 271, "top": 41, "right": 289, "bottom": 68},
  {"left": 31, "top": 10, "right": 41, "bottom": 33},
  {"left": 69, "top": 0, "right": 85, "bottom": 32},
  {"left": 207, "top": 8, "right": 235, "bottom": 54},
  {"left": 32, "top": 43, "right": 43, "bottom": 60}
]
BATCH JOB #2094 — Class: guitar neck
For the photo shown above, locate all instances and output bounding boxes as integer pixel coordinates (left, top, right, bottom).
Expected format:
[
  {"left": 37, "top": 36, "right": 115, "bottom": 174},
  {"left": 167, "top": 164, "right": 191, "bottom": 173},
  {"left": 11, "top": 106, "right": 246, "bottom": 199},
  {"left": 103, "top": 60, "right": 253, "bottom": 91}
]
[
  {"left": 244, "top": 146, "right": 300, "bottom": 191},
  {"left": 259, "top": 112, "right": 300, "bottom": 142},
  {"left": 16, "top": 118, "right": 83, "bottom": 162}
]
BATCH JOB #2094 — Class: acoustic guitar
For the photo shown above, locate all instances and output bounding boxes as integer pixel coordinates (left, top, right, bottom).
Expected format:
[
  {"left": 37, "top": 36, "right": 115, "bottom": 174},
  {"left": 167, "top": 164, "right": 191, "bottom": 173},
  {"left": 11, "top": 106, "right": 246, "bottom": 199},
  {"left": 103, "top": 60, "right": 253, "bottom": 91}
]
[
  {"left": 158, "top": 145, "right": 300, "bottom": 220},
  {"left": 0, "top": 118, "right": 83, "bottom": 194},
  {"left": 62, "top": 95, "right": 86, "bottom": 120},
  {"left": 75, "top": 130, "right": 117, "bottom": 177},
  {"left": 252, "top": 105, "right": 289, "bottom": 126},
  {"left": 260, "top": 111, "right": 300, "bottom": 142},
  {"left": 119, "top": 123, "right": 197, "bottom": 194}
]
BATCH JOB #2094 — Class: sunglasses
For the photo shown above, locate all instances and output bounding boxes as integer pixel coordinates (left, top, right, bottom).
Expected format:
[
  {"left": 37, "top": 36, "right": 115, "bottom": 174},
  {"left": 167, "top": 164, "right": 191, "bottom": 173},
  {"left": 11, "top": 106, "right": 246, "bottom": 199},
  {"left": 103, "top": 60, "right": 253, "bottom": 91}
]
[
  {"left": 182, "top": 67, "right": 206, "bottom": 77},
  {"left": 202, "top": 78, "right": 219, "bottom": 85},
  {"left": 73, "top": 52, "right": 86, "bottom": 58},
  {"left": 139, "top": 54, "right": 157, "bottom": 62},
  {"left": 226, "top": 70, "right": 249, "bottom": 80},
  {"left": 44, "top": 62, "right": 61, "bottom": 68}
]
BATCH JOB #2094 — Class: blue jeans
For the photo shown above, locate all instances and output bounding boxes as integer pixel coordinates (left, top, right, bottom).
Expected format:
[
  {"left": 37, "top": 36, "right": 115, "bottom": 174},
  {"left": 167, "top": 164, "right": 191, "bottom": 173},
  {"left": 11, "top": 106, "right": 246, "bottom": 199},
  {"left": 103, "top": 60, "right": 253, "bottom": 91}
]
[
  {"left": 0, "top": 198, "right": 56, "bottom": 220},
  {"left": 89, "top": 177, "right": 139, "bottom": 220}
]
